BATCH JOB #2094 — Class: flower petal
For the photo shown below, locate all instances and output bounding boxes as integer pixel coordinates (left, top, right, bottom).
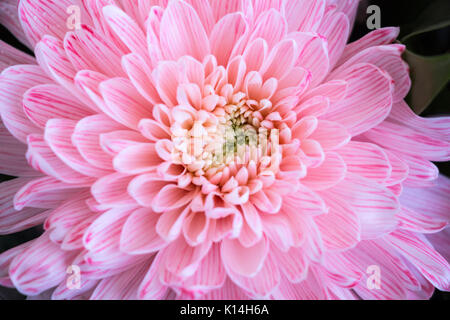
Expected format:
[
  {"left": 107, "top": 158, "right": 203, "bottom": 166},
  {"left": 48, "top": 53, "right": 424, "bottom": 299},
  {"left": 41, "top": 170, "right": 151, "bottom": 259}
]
[
  {"left": 221, "top": 236, "right": 268, "bottom": 277},
  {"left": 100, "top": 77, "right": 153, "bottom": 129},
  {"left": 325, "top": 63, "right": 393, "bottom": 136},
  {"left": 23, "top": 84, "right": 93, "bottom": 128},
  {"left": 9, "top": 233, "right": 77, "bottom": 296},
  {"left": 159, "top": 0, "right": 210, "bottom": 61},
  {"left": 210, "top": 12, "right": 247, "bottom": 67},
  {"left": 385, "top": 230, "right": 450, "bottom": 292},
  {"left": 120, "top": 208, "right": 166, "bottom": 255}
]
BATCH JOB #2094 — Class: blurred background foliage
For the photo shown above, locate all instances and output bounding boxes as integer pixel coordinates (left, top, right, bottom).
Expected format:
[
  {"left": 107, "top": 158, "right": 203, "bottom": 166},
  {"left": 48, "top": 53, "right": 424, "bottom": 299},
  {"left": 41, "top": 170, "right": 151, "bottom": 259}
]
[{"left": 0, "top": 0, "right": 449, "bottom": 300}]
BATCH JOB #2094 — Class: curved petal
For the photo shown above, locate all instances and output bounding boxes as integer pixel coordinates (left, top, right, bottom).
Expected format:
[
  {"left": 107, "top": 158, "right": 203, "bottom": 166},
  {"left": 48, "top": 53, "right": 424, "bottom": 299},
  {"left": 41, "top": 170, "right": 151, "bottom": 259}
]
[
  {"left": 120, "top": 208, "right": 166, "bottom": 255},
  {"left": 221, "top": 236, "right": 268, "bottom": 277},
  {"left": 210, "top": 13, "right": 247, "bottom": 66},
  {"left": 159, "top": 0, "right": 210, "bottom": 61},
  {"left": 325, "top": 63, "right": 393, "bottom": 136}
]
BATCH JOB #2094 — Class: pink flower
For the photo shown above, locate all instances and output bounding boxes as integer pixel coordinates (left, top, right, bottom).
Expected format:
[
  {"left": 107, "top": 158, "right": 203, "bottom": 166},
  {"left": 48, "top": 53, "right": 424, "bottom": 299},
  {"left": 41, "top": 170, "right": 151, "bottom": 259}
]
[{"left": 0, "top": 0, "right": 449, "bottom": 300}]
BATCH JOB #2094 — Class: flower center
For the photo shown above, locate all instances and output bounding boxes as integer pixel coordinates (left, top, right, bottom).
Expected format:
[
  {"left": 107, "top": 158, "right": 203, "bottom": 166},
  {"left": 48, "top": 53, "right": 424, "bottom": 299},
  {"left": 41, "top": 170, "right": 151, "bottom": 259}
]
[{"left": 171, "top": 91, "right": 280, "bottom": 177}]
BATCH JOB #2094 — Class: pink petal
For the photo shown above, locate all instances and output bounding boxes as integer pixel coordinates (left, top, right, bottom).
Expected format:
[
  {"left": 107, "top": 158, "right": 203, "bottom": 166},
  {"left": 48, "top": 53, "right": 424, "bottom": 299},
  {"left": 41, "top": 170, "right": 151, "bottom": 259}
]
[
  {"left": 35, "top": 36, "right": 89, "bottom": 101},
  {"left": 339, "top": 27, "right": 400, "bottom": 65},
  {"left": 18, "top": 0, "right": 90, "bottom": 47},
  {"left": 242, "top": 38, "right": 268, "bottom": 72},
  {"left": 0, "top": 40, "right": 35, "bottom": 70},
  {"left": 63, "top": 25, "right": 126, "bottom": 78},
  {"left": 364, "top": 120, "right": 450, "bottom": 162},
  {"left": 295, "top": 97, "right": 329, "bottom": 121},
  {"left": 99, "top": 77, "right": 153, "bottom": 129},
  {"left": 102, "top": 5, "right": 150, "bottom": 63},
  {"left": 345, "top": 240, "right": 419, "bottom": 299},
  {"left": 300, "top": 79, "right": 348, "bottom": 104},
  {"left": 397, "top": 206, "right": 447, "bottom": 234},
  {"left": 283, "top": 184, "right": 328, "bottom": 216},
  {"left": 201, "top": 278, "right": 249, "bottom": 299},
  {"left": 137, "top": 253, "right": 168, "bottom": 300},
  {"left": 184, "top": 0, "right": 215, "bottom": 35},
  {"left": 241, "top": 202, "right": 263, "bottom": 240},
  {"left": 14, "top": 176, "right": 86, "bottom": 210},
  {"left": 221, "top": 236, "right": 268, "bottom": 277},
  {"left": 113, "top": 143, "right": 163, "bottom": 175},
  {"left": 44, "top": 193, "right": 93, "bottom": 243},
  {"left": 322, "top": 251, "right": 363, "bottom": 288},
  {"left": 26, "top": 134, "right": 94, "bottom": 184},
  {"left": 159, "top": 0, "right": 210, "bottom": 61},
  {"left": 91, "top": 172, "right": 137, "bottom": 207},
  {"left": 383, "top": 150, "right": 409, "bottom": 186},
  {"left": 156, "top": 206, "right": 191, "bottom": 241},
  {"left": 0, "top": 65, "right": 51, "bottom": 142},
  {"left": 400, "top": 175, "right": 450, "bottom": 222},
  {"left": 23, "top": 84, "right": 93, "bottom": 128},
  {"left": 250, "top": 189, "right": 282, "bottom": 214},
  {"left": 183, "top": 211, "right": 210, "bottom": 246},
  {"left": 210, "top": 12, "right": 247, "bottom": 67},
  {"left": 301, "top": 152, "right": 346, "bottom": 191},
  {"left": 289, "top": 32, "right": 329, "bottom": 87},
  {"left": 328, "top": 173, "right": 399, "bottom": 240},
  {"left": 263, "top": 46, "right": 298, "bottom": 90},
  {"left": 337, "top": 141, "right": 391, "bottom": 183},
  {"left": 83, "top": 207, "right": 138, "bottom": 269},
  {"left": 72, "top": 114, "right": 125, "bottom": 170},
  {"left": 152, "top": 184, "right": 196, "bottom": 213},
  {"left": 260, "top": 214, "right": 296, "bottom": 251},
  {"left": 389, "top": 100, "right": 450, "bottom": 141},
  {"left": 333, "top": 44, "right": 410, "bottom": 102},
  {"left": 271, "top": 246, "right": 308, "bottom": 282},
  {"left": 210, "top": 0, "right": 243, "bottom": 21},
  {"left": 90, "top": 260, "right": 151, "bottom": 300},
  {"left": 128, "top": 174, "right": 169, "bottom": 207},
  {"left": 100, "top": 130, "right": 148, "bottom": 156},
  {"left": 309, "top": 120, "right": 351, "bottom": 151},
  {"left": 385, "top": 230, "right": 450, "bottom": 292},
  {"left": 120, "top": 207, "right": 166, "bottom": 255},
  {"left": 400, "top": 154, "right": 439, "bottom": 187},
  {"left": 9, "top": 232, "right": 77, "bottom": 296},
  {"left": 45, "top": 119, "right": 111, "bottom": 177},
  {"left": 122, "top": 53, "right": 161, "bottom": 105},
  {"left": 251, "top": 0, "right": 283, "bottom": 19},
  {"left": 176, "top": 243, "right": 226, "bottom": 294},
  {"left": 315, "top": 195, "right": 360, "bottom": 250},
  {"left": 0, "top": 241, "right": 34, "bottom": 287},
  {"left": 226, "top": 251, "right": 280, "bottom": 298},
  {"left": 138, "top": 119, "right": 171, "bottom": 142},
  {"left": 0, "top": 122, "right": 38, "bottom": 177},
  {"left": 153, "top": 61, "right": 181, "bottom": 106},
  {"left": 0, "top": 178, "right": 48, "bottom": 235},
  {"left": 73, "top": 69, "right": 108, "bottom": 113},
  {"left": 247, "top": 9, "right": 287, "bottom": 50},
  {"left": 272, "top": 269, "right": 327, "bottom": 299},
  {"left": 427, "top": 228, "right": 450, "bottom": 263},
  {"left": 325, "top": 63, "right": 393, "bottom": 136},
  {"left": 162, "top": 237, "right": 211, "bottom": 278},
  {"left": 284, "top": 0, "right": 325, "bottom": 32},
  {"left": 0, "top": 1, "right": 31, "bottom": 48},
  {"left": 317, "top": 10, "right": 349, "bottom": 69}
]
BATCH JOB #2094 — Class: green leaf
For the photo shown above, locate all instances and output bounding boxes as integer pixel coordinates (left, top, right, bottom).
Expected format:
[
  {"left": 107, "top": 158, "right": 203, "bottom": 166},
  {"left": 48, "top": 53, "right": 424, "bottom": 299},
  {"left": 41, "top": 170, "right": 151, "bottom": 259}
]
[
  {"left": 403, "top": 50, "right": 450, "bottom": 114},
  {"left": 399, "top": 0, "right": 450, "bottom": 114},
  {"left": 400, "top": 0, "right": 450, "bottom": 43}
]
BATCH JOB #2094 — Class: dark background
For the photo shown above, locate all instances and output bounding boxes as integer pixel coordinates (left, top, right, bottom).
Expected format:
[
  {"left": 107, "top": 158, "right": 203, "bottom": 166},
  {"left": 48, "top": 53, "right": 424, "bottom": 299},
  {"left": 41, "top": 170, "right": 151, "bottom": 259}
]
[{"left": 0, "top": 0, "right": 448, "bottom": 300}]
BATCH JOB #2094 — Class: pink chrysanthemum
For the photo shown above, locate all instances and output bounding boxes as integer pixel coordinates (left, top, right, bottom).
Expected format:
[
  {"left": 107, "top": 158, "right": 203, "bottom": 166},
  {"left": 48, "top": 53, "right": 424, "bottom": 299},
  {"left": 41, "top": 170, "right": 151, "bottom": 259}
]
[{"left": 0, "top": 0, "right": 449, "bottom": 300}]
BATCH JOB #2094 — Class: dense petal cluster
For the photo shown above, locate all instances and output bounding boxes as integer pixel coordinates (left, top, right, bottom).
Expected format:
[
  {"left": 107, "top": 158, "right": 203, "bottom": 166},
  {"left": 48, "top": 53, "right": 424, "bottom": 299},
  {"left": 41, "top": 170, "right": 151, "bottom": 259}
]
[{"left": 0, "top": 0, "right": 449, "bottom": 299}]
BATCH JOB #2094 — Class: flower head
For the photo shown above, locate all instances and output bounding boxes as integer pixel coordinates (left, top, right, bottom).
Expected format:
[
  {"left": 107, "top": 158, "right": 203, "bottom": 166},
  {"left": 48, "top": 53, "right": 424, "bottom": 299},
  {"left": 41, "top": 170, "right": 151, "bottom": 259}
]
[{"left": 0, "top": 0, "right": 449, "bottom": 300}]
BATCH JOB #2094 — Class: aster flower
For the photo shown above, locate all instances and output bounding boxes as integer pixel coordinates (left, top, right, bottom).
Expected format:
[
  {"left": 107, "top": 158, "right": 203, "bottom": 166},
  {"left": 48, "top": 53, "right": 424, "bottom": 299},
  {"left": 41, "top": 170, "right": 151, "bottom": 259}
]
[{"left": 0, "top": 0, "right": 449, "bottom": 300}]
